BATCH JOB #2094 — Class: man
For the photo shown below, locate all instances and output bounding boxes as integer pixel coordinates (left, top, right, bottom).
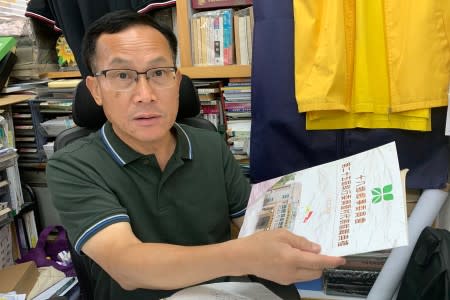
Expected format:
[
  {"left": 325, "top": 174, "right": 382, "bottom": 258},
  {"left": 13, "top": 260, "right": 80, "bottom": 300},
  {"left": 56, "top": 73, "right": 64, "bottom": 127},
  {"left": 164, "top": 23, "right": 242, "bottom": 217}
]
[{"left": 46, "top": 10, "right": 345, "bottom": 299}]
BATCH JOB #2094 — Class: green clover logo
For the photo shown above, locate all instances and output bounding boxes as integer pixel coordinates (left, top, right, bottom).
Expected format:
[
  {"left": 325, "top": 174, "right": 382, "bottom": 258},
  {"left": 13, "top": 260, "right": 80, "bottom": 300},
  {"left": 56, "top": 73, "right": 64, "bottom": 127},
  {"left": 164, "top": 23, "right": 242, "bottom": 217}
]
[{"left": 371, "top": 184, "right": 394, "bottom": 204}]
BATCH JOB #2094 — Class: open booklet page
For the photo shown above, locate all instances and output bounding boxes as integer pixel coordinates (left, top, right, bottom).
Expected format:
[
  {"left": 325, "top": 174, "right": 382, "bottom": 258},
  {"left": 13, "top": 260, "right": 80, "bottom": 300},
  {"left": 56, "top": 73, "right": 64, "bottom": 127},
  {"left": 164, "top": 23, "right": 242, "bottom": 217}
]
[
  {"left": 162, "top": 282, "right": 282, "bottom": 300},
  {"left": 239, "top": 142, "right": 408, "bottom": 256}
]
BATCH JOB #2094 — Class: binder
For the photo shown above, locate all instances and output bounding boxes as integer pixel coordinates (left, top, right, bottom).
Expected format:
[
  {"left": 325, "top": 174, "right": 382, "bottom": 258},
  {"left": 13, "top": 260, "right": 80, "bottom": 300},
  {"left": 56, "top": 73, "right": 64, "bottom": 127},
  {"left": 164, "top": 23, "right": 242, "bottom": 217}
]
[
  {"left": 0, "top": 52, "right": 17, "bottom": 90},
  {"left": 0, "top": 37, "right": 16, "bottom": 62}
]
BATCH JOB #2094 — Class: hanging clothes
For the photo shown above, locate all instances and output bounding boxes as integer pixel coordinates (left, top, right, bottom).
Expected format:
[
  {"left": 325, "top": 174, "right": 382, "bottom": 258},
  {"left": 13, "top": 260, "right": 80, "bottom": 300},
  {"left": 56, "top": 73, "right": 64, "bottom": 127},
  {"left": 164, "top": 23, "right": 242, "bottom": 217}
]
[
  {"left": 293, "top": 0, "right": 449, "bottom": 131},
  {"left": 25, "top": 0, "right": 176, "bottom": 76},
  {"left": 384, "top": 0, "right": 450, "bottom": 112},
  {"left": 250, "top": 0, "right": 448, "bottom": 190},
  {"left": 304, "top": 0, "right": 431, "bottom": 131}
]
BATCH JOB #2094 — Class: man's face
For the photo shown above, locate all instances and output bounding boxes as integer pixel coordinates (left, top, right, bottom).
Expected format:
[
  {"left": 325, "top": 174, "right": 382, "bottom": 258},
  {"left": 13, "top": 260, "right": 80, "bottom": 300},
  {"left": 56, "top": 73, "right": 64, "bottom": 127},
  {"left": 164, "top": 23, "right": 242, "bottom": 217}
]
[{"left": 86, "top": 25, "right": 181, "bottom": 154}]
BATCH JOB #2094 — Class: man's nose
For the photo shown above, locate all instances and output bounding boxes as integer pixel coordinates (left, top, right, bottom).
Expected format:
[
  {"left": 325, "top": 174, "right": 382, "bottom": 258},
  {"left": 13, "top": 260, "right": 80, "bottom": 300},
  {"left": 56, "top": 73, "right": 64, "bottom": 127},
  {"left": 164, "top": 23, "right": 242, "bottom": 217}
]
[{"left": 134, "top": 75, "right": 155, "bottom": 101}]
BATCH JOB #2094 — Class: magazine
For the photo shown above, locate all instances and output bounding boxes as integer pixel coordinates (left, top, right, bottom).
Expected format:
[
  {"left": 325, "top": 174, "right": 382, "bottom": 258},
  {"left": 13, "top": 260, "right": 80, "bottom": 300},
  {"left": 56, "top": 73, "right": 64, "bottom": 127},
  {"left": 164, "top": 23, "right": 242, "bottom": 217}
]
[{"left": 239, "top": 142, "right": 408, "bottom": 256}]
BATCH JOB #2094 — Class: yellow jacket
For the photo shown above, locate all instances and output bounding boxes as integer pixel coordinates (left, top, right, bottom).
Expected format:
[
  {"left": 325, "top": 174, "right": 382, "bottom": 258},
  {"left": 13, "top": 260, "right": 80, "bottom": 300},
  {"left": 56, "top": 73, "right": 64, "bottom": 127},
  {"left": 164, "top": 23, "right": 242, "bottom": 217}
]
[{"left": 294, "top": 0, "right": 449, "bottom": 130}]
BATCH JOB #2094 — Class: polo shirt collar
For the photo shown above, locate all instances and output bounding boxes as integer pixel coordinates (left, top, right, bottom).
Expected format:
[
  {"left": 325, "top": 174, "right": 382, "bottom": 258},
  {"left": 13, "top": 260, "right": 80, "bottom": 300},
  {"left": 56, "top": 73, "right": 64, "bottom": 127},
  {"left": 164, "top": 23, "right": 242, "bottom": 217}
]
[{"left": 100, "top": 121, "right": 193, "bottom": 167}]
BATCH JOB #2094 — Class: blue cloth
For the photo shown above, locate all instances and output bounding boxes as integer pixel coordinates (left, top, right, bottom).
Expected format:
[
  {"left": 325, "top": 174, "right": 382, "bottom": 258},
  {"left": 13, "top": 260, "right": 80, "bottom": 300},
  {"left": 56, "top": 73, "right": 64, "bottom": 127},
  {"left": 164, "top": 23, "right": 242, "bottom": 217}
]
[{"left": 250, "top": 0, "right": 448, "bottom": 189}]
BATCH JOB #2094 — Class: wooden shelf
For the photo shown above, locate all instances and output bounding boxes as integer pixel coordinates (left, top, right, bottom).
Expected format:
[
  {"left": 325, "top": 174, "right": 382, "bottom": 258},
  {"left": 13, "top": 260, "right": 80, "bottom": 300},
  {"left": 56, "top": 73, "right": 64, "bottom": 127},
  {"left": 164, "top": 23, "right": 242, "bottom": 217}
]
[
  {"left": 40, "top": 71, "right": 82, "bottom": 79},
  {"left": 180, "top": 65, "right": 251, "bottom": 79},
  {"left": 0, "top": 94, "right": 34, "bottom": 106}
]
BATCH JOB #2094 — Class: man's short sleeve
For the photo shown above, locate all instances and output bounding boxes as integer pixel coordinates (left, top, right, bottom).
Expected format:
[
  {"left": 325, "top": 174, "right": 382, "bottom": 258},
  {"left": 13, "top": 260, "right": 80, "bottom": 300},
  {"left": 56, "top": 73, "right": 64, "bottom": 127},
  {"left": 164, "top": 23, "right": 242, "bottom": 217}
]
[{"left": 46, "top": 148, "right": 129, "bottom": 253}]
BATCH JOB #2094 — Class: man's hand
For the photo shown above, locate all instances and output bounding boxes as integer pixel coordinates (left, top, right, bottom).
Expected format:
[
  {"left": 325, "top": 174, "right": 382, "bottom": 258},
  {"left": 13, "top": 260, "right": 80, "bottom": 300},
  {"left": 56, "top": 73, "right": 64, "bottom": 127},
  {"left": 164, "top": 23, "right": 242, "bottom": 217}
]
[{"left": 235, "top": 229, "right": 346, "bottom": 285}]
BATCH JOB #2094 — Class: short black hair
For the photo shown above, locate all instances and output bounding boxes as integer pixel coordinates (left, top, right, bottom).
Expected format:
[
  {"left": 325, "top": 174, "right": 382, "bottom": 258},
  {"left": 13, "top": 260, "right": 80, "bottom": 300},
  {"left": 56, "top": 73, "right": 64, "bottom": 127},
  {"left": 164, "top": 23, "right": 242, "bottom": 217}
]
[{"left": 82, "top": 10, "right": 177, "bottom": 75}]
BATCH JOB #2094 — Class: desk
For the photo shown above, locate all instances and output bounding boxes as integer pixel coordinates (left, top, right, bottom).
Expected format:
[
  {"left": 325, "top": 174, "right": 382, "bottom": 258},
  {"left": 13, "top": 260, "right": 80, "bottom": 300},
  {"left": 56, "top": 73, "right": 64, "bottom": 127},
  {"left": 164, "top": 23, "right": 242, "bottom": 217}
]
[{"left": 299, "top": 289, "right": 366, "bottom": 300}]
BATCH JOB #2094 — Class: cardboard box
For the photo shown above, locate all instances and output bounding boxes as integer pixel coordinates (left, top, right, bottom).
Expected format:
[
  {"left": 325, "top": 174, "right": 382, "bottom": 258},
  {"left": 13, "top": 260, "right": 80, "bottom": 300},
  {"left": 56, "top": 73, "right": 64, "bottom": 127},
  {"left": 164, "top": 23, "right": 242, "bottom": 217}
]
[
  {"left": 405, "top": 189, "right": 421, "bottom": 216},
  {"left": 0, "top": 261, "right": 39, "bottom": 295}
]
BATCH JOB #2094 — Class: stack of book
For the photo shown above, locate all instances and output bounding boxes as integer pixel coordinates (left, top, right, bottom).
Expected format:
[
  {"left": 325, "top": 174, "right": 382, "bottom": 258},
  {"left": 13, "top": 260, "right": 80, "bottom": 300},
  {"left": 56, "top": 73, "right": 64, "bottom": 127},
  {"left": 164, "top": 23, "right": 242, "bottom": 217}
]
[
  {"left": 222, "top": 78, "right": 251, "bottom": 119},
  {"left": 323, "top": 250, "right": 390, "bottom": 297},
  {"left": 191, "top": 9, "right": 235, "bottom": 66},
  {"left": 38, "top": 79, "right": 78, "bottom": 159},
  {"left": 11, "top": 78, "right": 78, "bottom": 162},
  {"left": 193, "top": 80, "right": 224, "bottom": 130},
  {"left": 222, "top": 78, "right": 251, "bottom": 175}
]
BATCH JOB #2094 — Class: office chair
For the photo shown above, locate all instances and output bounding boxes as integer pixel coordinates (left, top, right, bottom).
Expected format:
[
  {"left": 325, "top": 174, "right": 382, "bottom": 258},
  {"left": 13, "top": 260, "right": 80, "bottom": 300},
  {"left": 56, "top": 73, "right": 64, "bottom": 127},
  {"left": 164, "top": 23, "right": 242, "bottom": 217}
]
[{"left": 54, "top": 74, "right": 217, "bottom": 150}]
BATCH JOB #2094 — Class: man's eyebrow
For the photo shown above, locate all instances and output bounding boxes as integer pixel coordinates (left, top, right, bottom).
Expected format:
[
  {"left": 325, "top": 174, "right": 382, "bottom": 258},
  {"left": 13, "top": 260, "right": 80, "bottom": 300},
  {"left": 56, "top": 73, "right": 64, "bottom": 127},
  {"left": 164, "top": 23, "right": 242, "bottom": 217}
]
[
  {"left": 109, "top": 57, "right": 131, "bottom": 66},
  {"left": 147, "top": 56, "right": 172, "bottom": 66},
  {"left": 107, "top": 56, "right": 172, "bottom": 67}
]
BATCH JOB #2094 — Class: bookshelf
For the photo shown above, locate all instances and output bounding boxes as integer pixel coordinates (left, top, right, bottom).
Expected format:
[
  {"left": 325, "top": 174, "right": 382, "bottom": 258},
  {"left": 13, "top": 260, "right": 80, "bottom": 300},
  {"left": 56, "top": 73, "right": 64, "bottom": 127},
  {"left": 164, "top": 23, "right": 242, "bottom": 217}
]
[
  {"left": 175, "top": 1, "right": 253, "bottom": 176},
  {"left": 176, "top": 0, "right": 251, "bottom": 78},
  {"left": 0, "top": 99, "right": 40, "bottom": 268},
  {"left": 35, "top": 1, "right": 252, "bottom": 80}
]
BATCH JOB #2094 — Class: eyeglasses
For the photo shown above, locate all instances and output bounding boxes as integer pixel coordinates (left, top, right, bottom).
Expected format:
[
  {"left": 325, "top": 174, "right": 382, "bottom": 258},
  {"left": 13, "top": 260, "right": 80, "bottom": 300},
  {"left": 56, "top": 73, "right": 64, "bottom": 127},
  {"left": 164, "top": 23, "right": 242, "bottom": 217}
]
[{"left": 94, "top": 67, "right": 177, "bottom": 91}]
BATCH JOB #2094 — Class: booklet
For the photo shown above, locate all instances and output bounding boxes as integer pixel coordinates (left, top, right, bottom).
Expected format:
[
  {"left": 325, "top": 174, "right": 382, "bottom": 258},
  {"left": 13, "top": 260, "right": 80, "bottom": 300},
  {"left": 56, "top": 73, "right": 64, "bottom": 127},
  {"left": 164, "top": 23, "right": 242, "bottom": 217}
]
[
  {"left": 163, "top": 282, "right": 282, "bottom": 300},
  {"left": 239, "top": 142, "right": 408, "bottom": 256}
]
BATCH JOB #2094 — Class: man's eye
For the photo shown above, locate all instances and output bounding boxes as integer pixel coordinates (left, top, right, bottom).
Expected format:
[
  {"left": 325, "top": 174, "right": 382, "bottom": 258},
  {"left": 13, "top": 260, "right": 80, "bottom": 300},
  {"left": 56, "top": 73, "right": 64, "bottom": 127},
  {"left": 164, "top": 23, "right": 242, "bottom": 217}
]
[
  {"left": 153, "top": 69, "right": 164, "bottom": 77},
  {"left": 118, "top": 72, "right": 129, "bottom": 79}
]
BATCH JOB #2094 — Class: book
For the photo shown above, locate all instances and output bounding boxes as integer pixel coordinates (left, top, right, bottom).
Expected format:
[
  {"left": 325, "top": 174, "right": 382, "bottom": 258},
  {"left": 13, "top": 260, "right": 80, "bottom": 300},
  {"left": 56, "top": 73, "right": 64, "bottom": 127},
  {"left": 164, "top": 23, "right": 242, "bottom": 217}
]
[
  {"left": 323, "top": 267, "right": 381, "bottom": 297},
  {"left": 48, "top": 79, "right": 82, "bottom": 89},
  {"left": 1, "top": 79, "right": 48, "bottom": 94},
  {"left": 324, "top": 282, "right": 373, "bottom": 297},
  {"left": 191, "top": 0, "right": 252, "bottom": 9},
  {"left": 245, "top": 9, "right": 253, "bottom": 64},
  {"left": 32, "top": 276, "right": 78, "bottom": 300},
  {"left": 323, "top": 268, "right": 380, "bottom": 285},
  {"left": 233, "top": 7, "right": 253, "bottom": 65},
  {"left": 239, "top": 142, "right": 409, "bottom": 256},
  {"left": 338, "top": 250, "right": 390, "bottom": 271},
  {"left": 23, "top": 211, "right": 38, "bottom": 248},
  {"left": 191, "top": 17, "right": 200, "bottom": 65}
]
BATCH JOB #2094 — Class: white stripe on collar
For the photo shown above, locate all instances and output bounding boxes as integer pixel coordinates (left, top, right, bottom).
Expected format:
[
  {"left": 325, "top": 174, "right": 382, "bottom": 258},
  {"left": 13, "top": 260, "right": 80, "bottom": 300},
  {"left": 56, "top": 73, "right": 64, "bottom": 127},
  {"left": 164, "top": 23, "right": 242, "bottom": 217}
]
[
  {"left": 100, "top": 125, "right": 126, "bottom": 166},
  {"left": 174, "top": 122, "right": 192, "bottom": 159},
  {"left": 101, "top": 123, "right": 192, "bottom": 165}
]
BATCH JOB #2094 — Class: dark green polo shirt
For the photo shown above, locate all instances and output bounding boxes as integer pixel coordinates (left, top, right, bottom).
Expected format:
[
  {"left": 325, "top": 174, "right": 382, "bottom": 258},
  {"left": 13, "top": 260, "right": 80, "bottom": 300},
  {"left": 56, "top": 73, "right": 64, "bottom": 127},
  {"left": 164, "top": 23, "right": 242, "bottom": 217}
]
[{"left": 46, "top": 122, "right": 250, "bottom": 300}]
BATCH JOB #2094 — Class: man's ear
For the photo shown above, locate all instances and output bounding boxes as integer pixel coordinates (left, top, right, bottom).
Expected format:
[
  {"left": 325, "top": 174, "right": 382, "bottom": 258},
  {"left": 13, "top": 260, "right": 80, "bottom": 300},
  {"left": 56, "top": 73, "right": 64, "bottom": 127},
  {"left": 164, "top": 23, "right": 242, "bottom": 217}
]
[
  {"left": 176, "top": 69, "right": 182, "bottom": 85},
  {"left": 85, "top": 76, "right": 103, "bottom": 106}
]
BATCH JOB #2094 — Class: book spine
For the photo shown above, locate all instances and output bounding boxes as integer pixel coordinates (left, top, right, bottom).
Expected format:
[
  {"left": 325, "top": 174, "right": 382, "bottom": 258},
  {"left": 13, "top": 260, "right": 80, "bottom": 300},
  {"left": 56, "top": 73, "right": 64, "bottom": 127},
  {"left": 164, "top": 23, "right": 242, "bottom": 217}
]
[
  {"left": 324, "top": 283, "right": 372, "bottom": 297},
  {"left": 225, "top": 102, "right": 251, "bottom": 110},
  {"left": 222, "top": 10, "right": 234, "bottom": 65},
  {"left": 233, "top": 13, "right": 241, "bottom": 65},
  {"left": 215, "top": 14, "right": 225, "bottom": 65},
  {"left": 340, "top": 257, "right": 387, "bottom": 271},
  {"left": 323, "top": 269, "right": 380, "bottom": 285},
  {"left": 191, "top": 17, "right": 199, "bottom": 66},
  {"left": 207, "top": 16, "right": 214, "bottom": 65},
  {"left": 245, "top": 13, "right": 252, "bottom": 64},
  {"left": 200, "top": 15, "right": 208, "bottom": 65},
  {"left": 238, "top": 15, "right": 248, "bottom": 64},
  {"left": 197, "top": 88, "right": 221, "bottom": 94}
]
